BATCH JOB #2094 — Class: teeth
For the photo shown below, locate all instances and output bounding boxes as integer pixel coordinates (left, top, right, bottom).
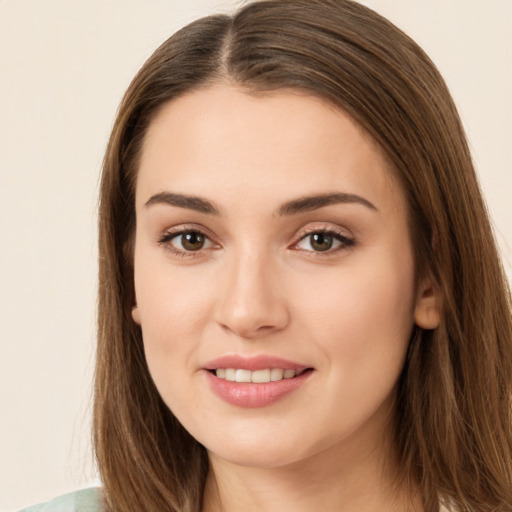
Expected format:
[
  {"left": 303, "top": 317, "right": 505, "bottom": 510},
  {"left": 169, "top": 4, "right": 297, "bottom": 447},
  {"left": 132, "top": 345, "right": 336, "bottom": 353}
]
[
  {"left": 215, "top": 368, "right": 301, "bottom": 383},
  {"left": 252, "top": 369, "right": 270, "bottom": 383},
  {"left": 270, "top": 368, "right": 284, "bottom": 381},
  {"left": 235, "top": 369, "right": 251, "bottom": 382}
]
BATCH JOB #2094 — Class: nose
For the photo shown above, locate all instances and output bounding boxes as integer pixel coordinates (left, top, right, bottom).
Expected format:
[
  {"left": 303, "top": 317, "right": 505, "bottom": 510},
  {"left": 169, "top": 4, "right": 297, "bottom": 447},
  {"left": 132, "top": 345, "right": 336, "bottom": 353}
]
[{"left": 215, "top": 251, "right": 290, "bottom": 339}]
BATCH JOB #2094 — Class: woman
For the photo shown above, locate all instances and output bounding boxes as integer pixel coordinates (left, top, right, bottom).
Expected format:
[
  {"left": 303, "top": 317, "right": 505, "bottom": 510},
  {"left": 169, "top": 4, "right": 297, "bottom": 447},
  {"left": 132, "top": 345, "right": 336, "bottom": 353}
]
[{"left": 22, "top": 0, "right": 512, "bottom": 511}]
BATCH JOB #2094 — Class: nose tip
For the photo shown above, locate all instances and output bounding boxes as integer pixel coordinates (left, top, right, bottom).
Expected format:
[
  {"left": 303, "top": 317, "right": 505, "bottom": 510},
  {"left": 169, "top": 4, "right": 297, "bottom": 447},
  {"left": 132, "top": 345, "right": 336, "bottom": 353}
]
[
  {"left": 218, "top": 306, "right": 287, "bottom": 339},
  {"left": 215, "top": 258, "right": 290, "bottom": 339}
]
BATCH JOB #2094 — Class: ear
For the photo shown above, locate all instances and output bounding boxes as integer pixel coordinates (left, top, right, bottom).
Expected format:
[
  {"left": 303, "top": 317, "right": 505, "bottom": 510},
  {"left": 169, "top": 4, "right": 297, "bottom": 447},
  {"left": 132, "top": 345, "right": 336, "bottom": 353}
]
[
  {"left": 414, "top": 277, "right": 440, "bottom": 330},
  {"left": 132, "top": 304, "right": 141, "bottom": 325}
]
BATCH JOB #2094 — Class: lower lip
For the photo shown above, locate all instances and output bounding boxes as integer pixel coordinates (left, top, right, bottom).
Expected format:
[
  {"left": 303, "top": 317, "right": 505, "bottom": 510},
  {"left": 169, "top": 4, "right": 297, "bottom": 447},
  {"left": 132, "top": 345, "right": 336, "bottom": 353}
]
[{"left": 203, "top": 369, "right": 313, "bottom": 408}]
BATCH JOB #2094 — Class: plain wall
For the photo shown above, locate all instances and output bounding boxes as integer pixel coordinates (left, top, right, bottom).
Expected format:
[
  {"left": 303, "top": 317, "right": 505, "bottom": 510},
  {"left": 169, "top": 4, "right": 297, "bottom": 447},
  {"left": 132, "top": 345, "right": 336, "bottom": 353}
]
[{"left": 0, "top": 1, "right": 510, "bottom": 510}]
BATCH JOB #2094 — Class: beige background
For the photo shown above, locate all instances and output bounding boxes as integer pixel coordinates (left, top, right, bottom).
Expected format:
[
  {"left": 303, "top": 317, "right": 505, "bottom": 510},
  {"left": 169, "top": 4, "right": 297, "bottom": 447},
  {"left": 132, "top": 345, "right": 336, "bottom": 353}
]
[{"left": 0, "top": 1, "right": 510, "bottom": 510}]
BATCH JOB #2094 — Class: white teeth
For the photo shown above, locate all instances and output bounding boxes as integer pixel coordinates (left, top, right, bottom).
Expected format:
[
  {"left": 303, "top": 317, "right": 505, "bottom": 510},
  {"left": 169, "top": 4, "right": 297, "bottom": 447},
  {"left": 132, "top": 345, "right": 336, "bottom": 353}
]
[
  {"left": 251, "top": 369, "right": 270, "bottom": 383},
  {"left": 235, "top": 369, "right": 251, "bottom": 383},
  {"left": 215, "top": 368, "right": 300, "bottom": 383},
  {"left": 270, "top": 368, "right": 284, "bottom": 381}
]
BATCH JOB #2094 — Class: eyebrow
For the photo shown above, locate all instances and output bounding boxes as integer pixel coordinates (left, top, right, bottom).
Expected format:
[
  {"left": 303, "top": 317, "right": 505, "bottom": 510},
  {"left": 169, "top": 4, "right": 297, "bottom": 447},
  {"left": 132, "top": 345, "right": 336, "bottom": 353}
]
[
  {"left": 145, "top": 192, "right": 220, "bottom": 215},
  {"left": 277, "top": 193, "right": 377, "bottom": 215},
  {"left": 144, "top": 191, "right": 377, "bottom": 216}
]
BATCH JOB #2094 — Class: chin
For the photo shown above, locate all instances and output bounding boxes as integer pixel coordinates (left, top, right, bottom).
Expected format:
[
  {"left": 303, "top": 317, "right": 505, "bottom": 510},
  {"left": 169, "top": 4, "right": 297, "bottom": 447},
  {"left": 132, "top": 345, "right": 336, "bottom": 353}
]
[
  {"left": 208, "top": 443, "right": 309, "bottom": 470},
  {"left": 197, "top": 419, "right": 346, "bottom": 471}
]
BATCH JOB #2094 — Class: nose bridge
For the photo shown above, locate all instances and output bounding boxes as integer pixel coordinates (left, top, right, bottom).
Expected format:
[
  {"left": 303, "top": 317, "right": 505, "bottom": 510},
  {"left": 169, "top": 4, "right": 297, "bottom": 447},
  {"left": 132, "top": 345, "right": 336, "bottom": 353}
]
[{"left": 216, "top": 242, "right": 288, "bottom": 338}]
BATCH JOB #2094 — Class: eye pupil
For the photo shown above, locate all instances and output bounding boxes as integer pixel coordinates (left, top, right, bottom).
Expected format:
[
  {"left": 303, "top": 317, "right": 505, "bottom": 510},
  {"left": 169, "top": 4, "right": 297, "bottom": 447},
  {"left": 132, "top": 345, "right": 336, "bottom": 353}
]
[
  {"left": 311, "top": 233, "right": 333, "bottom": 251},
  {"left": 182, "top": 232, "right": 205, "bottom": 251}
]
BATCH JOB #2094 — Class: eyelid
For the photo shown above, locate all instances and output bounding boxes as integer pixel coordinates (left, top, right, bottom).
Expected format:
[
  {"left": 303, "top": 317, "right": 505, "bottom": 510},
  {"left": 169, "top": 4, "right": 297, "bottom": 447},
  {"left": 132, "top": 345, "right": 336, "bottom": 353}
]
[
  {"left": 290, "top": 223, "right": 355, "bottom": 253},
  {"left": 157, "top": 224, "right": 220, "bottom": 256},
  {"left": 157, "top": 222, "right": 216, "bottom": 239}
]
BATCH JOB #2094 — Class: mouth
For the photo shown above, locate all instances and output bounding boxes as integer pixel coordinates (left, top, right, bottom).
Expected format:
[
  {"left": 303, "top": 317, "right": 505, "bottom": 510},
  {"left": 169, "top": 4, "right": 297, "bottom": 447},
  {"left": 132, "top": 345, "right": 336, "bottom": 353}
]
[
  {"left": 209, "top": 367, "right": 313, "bottom": 383},
  {"left": 203, "top": 356, "right": 314, "bottom": 408}
]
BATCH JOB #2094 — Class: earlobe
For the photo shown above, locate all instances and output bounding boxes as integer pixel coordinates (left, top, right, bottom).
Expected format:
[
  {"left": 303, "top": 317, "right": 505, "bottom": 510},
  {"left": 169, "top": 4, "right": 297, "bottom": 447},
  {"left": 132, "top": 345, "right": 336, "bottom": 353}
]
[
  {"left": 132, "top": 305, "right": 141, "bottom": 325},
  {"left": 414, "top": 279, "right": 441, "bottom": 329}
]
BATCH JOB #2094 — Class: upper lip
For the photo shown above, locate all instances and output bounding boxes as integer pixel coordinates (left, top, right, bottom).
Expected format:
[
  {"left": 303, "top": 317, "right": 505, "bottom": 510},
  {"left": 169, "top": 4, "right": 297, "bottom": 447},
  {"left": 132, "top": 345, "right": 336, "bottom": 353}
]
[{"left": 204, "top": 354, "right": 311, "bottom": 372}]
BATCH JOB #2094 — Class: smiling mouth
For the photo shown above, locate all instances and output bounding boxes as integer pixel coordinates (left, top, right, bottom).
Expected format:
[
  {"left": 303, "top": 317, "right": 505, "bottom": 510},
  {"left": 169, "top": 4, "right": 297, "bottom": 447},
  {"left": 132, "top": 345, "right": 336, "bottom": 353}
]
[
  {"left": 205, "top": 363, "right": 314, "bottom": 407},
  {"left": 210, "top": 368, "right": 312, "bottom": 383}
]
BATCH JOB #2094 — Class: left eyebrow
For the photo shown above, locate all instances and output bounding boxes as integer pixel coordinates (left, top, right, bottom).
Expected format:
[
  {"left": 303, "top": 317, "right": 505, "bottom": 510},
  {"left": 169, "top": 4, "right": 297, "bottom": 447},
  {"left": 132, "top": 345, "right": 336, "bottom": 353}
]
[{"left": 277, "top": 192, "right": 378, "bottom": 216}]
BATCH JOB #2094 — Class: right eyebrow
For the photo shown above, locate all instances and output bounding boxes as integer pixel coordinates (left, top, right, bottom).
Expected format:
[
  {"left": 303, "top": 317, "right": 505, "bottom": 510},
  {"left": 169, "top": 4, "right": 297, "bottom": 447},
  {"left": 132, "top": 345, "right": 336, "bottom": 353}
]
[{"left": 144, "top": 192, "right": 221, "bottom": 215}]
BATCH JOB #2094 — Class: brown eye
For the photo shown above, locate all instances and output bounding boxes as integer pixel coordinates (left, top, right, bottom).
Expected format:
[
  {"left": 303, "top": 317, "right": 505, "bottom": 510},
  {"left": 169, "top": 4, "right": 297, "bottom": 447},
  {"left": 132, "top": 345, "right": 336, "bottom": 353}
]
[
  {"left": 309, "top": 233, "right": 333, "bottom": 252},
  {"left": 180, "top": 232, "right": 206, "bottom": 251},
  {"left": 158, "top": 228, "right": 216, "bottom": 256},
  {"left": 295, "top": 230, "right": 354, "bottom": 253}
]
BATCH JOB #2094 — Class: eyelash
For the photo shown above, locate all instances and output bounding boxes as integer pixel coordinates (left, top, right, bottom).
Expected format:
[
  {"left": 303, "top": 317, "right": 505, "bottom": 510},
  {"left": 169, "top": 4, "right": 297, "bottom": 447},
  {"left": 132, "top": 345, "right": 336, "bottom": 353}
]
[
  {"left": 157, "top": 227, "right": 216, "bottom": 258},
  {"left": 292, "top": 227, "right": 355, "bottom": 255},
  {"left": 157, "top": 226, "right": 355, "bottom": 258}
]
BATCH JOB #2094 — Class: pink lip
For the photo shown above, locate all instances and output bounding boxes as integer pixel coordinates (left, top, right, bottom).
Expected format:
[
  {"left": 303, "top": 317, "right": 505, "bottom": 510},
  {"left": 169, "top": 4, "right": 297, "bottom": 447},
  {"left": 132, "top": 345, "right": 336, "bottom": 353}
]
[{"left": 203, "top": 355, "right": 313, "bottom": 408}]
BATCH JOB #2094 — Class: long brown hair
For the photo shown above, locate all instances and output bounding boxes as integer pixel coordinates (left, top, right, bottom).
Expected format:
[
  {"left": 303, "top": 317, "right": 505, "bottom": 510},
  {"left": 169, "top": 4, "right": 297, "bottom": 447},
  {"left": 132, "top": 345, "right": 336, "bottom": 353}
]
[{"left": 94, "top": 1, "right": 512, "bottom": 511}]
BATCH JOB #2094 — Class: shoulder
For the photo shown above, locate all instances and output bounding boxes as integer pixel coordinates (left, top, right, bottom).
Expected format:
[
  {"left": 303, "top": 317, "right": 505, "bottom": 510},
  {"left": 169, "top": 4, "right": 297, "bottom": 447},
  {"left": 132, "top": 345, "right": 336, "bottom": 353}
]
[{"left": 18, "top": 488, "right": 103, "bottom": 512}]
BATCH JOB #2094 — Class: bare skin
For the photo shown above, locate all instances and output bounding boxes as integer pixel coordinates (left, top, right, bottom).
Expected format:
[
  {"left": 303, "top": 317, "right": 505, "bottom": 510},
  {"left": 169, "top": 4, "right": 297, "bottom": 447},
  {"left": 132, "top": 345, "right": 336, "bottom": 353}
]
[
  {"left": 202, "top": 401, "right": 422, "bottom": 512},
  {"left": 132, "top": 85, "right": 438, "bottom": 512}
]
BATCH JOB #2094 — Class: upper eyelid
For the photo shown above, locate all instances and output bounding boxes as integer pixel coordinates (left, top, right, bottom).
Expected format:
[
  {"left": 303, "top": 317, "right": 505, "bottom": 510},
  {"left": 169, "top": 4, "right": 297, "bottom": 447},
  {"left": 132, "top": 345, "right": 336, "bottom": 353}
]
[
  {"left": 158, "top": 223, "right": 216, "bottom": 240},
  {"left": 292, "top": 223, "right": 353, "bottom": 241}
]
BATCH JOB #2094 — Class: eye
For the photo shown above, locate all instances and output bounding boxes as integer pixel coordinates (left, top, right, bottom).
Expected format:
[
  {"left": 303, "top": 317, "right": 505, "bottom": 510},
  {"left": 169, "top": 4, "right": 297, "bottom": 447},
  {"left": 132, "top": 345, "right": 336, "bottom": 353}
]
[
  {"left": 295, "top": 230, "right": 354, "bottom": 253},
  {"left": 159, "top": 229, "right": 214, "bottom": 254}
]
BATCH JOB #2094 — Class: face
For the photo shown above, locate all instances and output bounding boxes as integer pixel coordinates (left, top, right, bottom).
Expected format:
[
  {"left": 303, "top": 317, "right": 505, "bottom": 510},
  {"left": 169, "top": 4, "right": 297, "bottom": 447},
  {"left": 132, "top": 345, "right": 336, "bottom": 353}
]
[{"left": 132, "top": 85, "right": 438, "bottom": 470}]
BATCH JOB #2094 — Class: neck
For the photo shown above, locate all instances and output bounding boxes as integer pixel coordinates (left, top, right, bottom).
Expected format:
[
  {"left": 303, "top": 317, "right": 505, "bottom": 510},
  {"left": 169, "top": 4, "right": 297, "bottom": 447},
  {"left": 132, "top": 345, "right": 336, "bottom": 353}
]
[{"left": 202, "top": 427, "right": 423, "bottom": 512}]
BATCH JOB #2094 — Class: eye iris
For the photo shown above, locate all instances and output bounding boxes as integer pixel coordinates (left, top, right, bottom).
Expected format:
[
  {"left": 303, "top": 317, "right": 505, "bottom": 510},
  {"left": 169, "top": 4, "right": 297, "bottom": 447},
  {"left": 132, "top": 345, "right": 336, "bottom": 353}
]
[
  {"left": 182, "top": 232, "right": 205, "bottom": 251},
  {"left": 311, "top": 233, "right": 333, "bottom": 251}
]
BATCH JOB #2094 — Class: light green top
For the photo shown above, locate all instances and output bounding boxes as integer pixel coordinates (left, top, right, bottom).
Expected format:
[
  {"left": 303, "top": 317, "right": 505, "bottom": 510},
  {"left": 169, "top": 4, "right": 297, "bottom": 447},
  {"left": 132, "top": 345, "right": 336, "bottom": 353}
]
[
  {"left": 18, "top": 488, "right": 103, "bottom": 512},
  {"left": 17, "top": 486, "right": 454, "bottom": 511}
]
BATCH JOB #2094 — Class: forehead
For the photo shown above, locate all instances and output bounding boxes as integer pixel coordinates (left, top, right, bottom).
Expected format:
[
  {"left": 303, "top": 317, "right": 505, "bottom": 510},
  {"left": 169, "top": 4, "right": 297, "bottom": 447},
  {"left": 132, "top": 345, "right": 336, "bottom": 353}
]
[{"left": 136, "top": 85, "right": 403, "bottom": 214}]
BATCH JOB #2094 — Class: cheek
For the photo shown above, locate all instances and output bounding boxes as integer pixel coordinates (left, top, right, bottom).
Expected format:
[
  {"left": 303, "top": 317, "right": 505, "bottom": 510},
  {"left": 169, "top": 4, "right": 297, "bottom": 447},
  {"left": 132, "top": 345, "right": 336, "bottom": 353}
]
[
  {"left": 285, "top": 253, "right": 416, "bottom": 443},
  {"left": 295, "top": 250, "right": 416, "bottom": 369},
  {"left": 134, "top": 242, "right": 212, "bottom": 333},
  {"left": 133, "top": 252, "right": 214, "bottom": 392}
]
